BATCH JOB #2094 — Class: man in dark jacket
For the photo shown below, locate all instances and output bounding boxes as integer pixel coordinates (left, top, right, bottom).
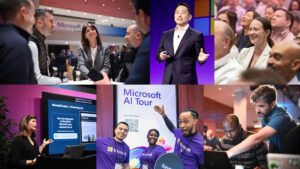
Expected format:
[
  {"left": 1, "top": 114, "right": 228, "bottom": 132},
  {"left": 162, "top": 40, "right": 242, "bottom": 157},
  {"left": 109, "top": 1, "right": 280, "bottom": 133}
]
[{"left": 0, "top": 0, "right": 36, "bottom": 84}]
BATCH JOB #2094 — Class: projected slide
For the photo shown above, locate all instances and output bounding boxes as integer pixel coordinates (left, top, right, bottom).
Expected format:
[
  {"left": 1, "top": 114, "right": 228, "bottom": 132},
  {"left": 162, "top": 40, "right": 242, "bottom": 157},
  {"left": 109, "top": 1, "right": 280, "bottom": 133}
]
[
  {"left": 116, "top": 85, "right": 177, "bottom": 152},
  {"left": 80, "top": 112, "right": 96, "bottom": 143},
  {"left": 43, "top": 92, "right": 96, "bottom": 155}
]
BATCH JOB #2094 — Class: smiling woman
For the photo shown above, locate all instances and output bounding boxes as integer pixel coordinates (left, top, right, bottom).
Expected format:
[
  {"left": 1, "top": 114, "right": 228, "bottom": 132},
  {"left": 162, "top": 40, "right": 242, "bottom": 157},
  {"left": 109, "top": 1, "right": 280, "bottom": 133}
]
[
  {"left": 237, "top": 17, "right": 274, "bottom": 70},
  {"left": 10, "top": 115, "right": 53, "bottom": 169},
  {"left": 139, "top": 129, "right": 166, "bottom": 169}
]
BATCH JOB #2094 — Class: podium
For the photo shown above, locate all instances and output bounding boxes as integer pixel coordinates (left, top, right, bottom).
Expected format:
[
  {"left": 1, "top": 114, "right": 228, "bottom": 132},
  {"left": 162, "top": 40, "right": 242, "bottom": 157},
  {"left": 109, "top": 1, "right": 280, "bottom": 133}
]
[{"left": 36, "top": 154, "right": 96, "bottom": 169}]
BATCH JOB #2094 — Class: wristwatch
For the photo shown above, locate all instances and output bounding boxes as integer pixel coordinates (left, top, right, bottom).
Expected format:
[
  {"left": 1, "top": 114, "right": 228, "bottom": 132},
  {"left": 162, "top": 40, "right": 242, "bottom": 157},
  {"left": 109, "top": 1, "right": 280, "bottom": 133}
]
[{"left": 31, "top": 160, "right": 34, "bottom": 165}]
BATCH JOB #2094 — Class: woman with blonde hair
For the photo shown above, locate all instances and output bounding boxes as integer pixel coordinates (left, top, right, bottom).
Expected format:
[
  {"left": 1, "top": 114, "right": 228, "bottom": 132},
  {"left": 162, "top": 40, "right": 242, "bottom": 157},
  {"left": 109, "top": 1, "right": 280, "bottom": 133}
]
[{"left": 10, "top": 115, "right": 53, "bottom": 169}]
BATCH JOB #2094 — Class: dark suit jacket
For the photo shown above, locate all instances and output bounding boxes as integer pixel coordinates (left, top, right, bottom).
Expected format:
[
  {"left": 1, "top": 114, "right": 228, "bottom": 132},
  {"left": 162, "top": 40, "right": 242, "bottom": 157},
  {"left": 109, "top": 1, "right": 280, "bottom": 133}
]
[
  {"left": 125, "top": 33, "right": 150, "bottom": 84},
  {"left": 77, "top": 45, "right": 110, "bottom": 80},
  {"left": 156, "top": 27, "right": 204, "bottom": 84},
  {"left": 0, "top": 24, "right": 36, "bottom": 84}
]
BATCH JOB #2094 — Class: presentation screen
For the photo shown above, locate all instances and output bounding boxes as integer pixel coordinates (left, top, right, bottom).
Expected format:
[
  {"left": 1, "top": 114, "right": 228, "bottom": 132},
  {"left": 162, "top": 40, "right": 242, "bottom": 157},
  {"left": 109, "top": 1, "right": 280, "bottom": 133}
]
[
  {"left": 42, "top": 92, "right": 96, "bottom": 155},
  {"left": 116, "top": 85, "right": 178, "bottom": 152}
]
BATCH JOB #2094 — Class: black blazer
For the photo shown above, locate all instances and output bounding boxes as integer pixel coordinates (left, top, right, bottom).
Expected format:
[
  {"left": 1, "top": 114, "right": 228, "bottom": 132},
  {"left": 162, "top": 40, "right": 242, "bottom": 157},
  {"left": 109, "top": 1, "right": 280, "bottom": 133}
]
[{"left": 156, "top": 27, "right": 204, "bottom": 84}]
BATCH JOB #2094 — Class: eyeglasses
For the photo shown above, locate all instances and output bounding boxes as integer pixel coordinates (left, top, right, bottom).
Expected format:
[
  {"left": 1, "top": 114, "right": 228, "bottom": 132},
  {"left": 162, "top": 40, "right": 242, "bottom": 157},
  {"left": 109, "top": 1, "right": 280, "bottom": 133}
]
[{"left": 294, "top": 36, "right": 300, "bottom": 40}]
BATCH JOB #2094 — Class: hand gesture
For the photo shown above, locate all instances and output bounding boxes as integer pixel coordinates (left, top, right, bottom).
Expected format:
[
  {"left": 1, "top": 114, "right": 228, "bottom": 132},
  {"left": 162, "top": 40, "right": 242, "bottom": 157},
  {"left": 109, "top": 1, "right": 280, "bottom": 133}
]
[
  {"left": 43, "top": 138, "right": 54, "bottom": 146},
  {"left": 154, "top": 105, "right": 166, "bottom": 116},
  {"left": 160, "top": 51, "right": 171, "bottom": 61},
  {"left": 198, "top": 48, "right": 209, "bottom": 63}
]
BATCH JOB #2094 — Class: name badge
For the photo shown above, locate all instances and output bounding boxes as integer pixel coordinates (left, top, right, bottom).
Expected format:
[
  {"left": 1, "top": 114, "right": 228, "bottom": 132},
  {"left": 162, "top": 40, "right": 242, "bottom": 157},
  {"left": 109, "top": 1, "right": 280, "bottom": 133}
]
[
  {"left": 142, "top": 164, "right": 148, "bottom": 169},
  {"left": 235, "top": 165, "right": 244, "bottom": 169},
  {"left": 115, "top": 163, "right": 124, "bottom": 169}
]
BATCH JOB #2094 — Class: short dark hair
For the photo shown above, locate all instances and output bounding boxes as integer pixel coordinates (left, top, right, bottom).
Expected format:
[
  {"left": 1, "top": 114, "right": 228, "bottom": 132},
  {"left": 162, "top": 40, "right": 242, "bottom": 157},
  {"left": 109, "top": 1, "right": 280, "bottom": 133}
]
[
  {"left": 176, "top": 2, "right": 192, "bottom": 15},
  {"left": 182, "top": 109, "right": 199, "bottom": 119},
  {"left": 132, "top": 0, "right": 149, "bottom": 16},
  {"left": 276, "top": 8, "right": 294, "bottom": 29},
  {"left": 223, "top": 114, "right": 240, "bottom": 128},
  {"left": 35, "top": 8, "right": 53, "bottom": 20},
  {"left": 246, "top": 9, "right": 261, "bottom": 20},
  {"left": 0, "top": 0, "right": 32, "bottom": 21},
  {"left": 250, "top": 85, "right": 277, "bottom": 104},
  {"left": 147, "top": 129, "right": 160, "bottom": 137},
  {"left": 115, "top": 121, "right": 129, "bottom": 129}
]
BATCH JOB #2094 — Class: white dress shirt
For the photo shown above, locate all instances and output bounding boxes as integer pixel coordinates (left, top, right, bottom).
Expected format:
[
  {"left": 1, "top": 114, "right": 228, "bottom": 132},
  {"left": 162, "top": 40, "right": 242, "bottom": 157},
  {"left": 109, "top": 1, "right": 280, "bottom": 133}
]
[
  {"left": 173, "top": 24, "right": 189, "bottom": 54},
  {"left": 215, "top": 50, "right": 244, "bottom": 84}
]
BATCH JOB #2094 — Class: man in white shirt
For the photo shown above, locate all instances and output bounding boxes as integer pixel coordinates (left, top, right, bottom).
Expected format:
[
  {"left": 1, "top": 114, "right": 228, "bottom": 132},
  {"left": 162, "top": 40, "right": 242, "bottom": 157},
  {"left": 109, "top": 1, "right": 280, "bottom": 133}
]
[
  {"left": 267, "top": 41, "right": 300, "bottom": 84},
  {"left": 156, "top": 2, "right": 208, "bottom": 84},
  {"left": 215, "top": 21, "right": 243, "bottom": 84}
]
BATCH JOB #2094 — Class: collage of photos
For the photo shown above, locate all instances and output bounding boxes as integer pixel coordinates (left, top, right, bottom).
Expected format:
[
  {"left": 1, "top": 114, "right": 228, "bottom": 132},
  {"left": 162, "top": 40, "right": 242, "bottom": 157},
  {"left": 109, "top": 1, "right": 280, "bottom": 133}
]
[{"left": 0, "top": 0, "right": 299, "bottom": 169}]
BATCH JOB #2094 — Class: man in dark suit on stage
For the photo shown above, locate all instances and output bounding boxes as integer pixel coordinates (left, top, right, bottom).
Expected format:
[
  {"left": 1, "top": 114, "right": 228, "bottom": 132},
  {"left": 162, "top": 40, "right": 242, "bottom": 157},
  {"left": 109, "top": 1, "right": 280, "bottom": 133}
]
[{"left": 156, "top": 2, "right": 209, "bottom": 84}]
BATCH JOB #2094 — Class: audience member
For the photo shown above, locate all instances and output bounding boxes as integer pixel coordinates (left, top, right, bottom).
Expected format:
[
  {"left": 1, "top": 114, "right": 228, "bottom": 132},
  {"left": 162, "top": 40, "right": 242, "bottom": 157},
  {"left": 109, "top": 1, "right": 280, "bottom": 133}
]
[
  {"left": 289, "top": 0, "right": 300, "bottom": 11},
  {"left": 215, "top": 21, "right": 243, "bottom": 84},
  {"left": 219, "top": 0, "right": 246, "bottom": 32},
  {"left": 264, "top": 6, "right": 276, "bottom": 22},
  {"left": 236, "top": 10, "right": 261, "bottom": 51},
  {"left": 238, "top": 17, "right": 273, "bottom": 69},
  {"left": 291, "top": 11, "right": 300, "bottom": 35},
  {"left": 217, "top": 10, "right": 238, "bottom": 33},
  {"left": 271, "top": 8, "right": 295, "bottom": 44},
  {"left": 268, "top": 41, "right": 300, "bottom": 84}
]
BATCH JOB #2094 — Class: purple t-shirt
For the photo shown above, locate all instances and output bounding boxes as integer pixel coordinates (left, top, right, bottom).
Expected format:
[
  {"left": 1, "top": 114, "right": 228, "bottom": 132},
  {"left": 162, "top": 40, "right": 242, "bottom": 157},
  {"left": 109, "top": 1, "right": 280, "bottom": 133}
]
[
  {"left": 173, "top": 128, "right": 204, "bottom": 169},
  {"left": 97, "top": 137, "right": 130, "bottom": 169},
  {"left": 139, "top": 145, "right": 166, "bottom": 169}
]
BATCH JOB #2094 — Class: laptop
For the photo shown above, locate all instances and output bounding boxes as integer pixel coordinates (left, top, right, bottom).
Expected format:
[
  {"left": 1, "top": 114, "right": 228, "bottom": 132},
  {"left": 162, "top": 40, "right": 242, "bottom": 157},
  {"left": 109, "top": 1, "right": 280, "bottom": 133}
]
[
  {"left": 63, "top": 145, "right": 85, "bottom": 159},
  {"left": 267, "top": 153, "right": 300, "bottom": 169},
  {"left": 204, "top": 151, "right": 233, "bottom": 169}
]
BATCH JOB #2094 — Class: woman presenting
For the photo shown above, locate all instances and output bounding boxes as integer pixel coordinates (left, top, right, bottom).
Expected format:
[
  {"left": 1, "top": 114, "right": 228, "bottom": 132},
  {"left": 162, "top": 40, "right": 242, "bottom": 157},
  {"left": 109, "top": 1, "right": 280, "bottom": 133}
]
[{"left": 10, "top": 115, "right": 53, "bottom": 169}]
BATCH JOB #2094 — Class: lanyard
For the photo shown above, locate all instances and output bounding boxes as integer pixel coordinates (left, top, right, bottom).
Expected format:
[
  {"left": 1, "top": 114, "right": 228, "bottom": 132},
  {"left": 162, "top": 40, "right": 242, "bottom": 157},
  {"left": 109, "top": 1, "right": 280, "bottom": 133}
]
[
  {"left": 177, "top": 136, "right": 192, "bottom": 158},
  {"left": 114, "top": 140, "right": 125, "bottom": 163}
]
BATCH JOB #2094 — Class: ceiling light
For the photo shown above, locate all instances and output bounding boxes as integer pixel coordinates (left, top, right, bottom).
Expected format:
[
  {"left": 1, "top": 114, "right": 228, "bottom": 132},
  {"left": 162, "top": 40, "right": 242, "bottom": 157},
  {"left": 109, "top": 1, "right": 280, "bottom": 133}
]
[
  {"left": 83, "top": 12, "right": 87, "bottom": 15},
  {"left": 67, "top": 10, "right": 70, "bottom": 13}
]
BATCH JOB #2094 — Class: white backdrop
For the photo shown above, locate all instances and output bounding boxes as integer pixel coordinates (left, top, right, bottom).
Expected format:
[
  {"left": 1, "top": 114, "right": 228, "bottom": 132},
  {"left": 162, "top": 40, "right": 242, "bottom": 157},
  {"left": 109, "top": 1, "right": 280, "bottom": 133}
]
[{"left": 116, "top": 85, "right": 177, "bottom": 152}]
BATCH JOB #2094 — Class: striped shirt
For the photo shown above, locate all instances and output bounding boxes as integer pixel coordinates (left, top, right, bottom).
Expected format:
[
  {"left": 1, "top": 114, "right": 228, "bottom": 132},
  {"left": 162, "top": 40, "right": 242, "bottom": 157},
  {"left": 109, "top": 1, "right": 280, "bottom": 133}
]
[{"left": 219, "top": 129, "right": 267, "bottom": 169}]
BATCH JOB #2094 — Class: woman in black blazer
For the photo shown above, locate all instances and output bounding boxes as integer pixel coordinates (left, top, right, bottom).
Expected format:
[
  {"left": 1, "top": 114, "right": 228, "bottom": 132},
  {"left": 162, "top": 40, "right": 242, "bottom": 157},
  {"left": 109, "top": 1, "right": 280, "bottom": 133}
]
[
  {"left": 77, "top": 23, "right": 110, "bottom": 80},
  {"left": 10, "top": 115, "right": 53, "bottom": 169}
]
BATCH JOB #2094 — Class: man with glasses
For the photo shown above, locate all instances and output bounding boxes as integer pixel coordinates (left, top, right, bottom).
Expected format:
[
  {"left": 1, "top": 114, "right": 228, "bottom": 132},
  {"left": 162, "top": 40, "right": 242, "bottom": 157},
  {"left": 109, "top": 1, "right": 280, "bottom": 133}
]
[
  {"left": 154, "top": 105, "right": 204, "bottom": 169},
  {"left": 219, "top": 114, "right": 267, "bottom": 169},
  {"left": 295, "top": 32, "right": 300, "bottom": 45}
]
